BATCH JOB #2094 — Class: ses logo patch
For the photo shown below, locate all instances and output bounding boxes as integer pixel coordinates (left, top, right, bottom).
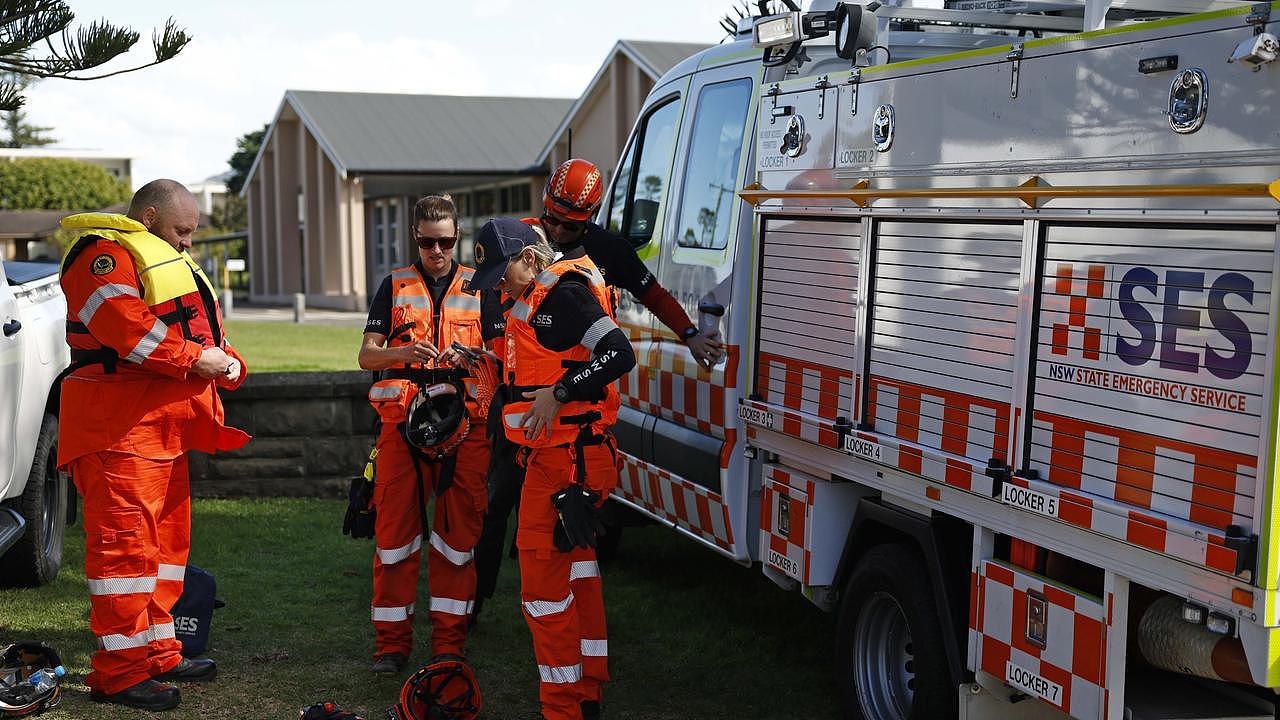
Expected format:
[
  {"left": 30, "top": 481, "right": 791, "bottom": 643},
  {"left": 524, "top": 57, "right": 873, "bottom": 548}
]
[{"left": 1050, "top": 262, "right": 1254, "bottom": 381}]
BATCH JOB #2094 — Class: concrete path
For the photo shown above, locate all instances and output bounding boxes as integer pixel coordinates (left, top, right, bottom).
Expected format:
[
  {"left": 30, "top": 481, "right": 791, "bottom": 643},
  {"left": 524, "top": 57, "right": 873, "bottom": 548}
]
[{"left": 224, "top": 303, "right": 367, "bottom": 327}]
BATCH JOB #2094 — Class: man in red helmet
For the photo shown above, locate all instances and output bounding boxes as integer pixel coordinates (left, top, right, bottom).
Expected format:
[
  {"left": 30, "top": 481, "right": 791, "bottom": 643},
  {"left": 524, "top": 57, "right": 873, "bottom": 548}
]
[
  {"left": 537, "top": 158, "right": 723, "bottom": 367},
  {"left": 470, "top": 158, "right": 725, "bottom": 631}
]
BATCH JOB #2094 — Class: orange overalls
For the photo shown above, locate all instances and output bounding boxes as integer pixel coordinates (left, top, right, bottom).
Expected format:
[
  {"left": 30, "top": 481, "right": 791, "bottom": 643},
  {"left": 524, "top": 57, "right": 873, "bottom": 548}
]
[
  {"left": 502, "top": 257, "right": 620, "bottom": 720},
  {"left": 367, "top": 263, "right": 489, "bottom": 661},
  {"left": 56, "top": 213, "right": 249, "bottom": 696}
]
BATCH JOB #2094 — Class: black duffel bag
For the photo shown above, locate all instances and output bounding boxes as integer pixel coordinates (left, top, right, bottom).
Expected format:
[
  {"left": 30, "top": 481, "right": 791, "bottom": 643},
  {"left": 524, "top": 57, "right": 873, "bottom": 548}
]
[{"left": 171, "top": 564, "right": 224, "bottom": 657}]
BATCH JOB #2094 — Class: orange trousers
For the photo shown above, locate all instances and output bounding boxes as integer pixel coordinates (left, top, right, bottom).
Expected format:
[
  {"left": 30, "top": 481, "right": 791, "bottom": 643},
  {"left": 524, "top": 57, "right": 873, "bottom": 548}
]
[
  {"left": 71, "top": 452, "right": 190, "bottom": 695},
  {"left": 517, "top": 442, "right": 617, "bottom": 720},
  {"left": 371, "top": 423, "right": 489, "bottom": 659}
]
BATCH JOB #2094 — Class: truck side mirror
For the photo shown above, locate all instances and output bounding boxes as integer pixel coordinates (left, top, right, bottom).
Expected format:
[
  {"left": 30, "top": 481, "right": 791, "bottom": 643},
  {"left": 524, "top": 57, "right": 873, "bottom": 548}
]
[{"left": 834, "top": 3, "right": 877, "bottom": 61}]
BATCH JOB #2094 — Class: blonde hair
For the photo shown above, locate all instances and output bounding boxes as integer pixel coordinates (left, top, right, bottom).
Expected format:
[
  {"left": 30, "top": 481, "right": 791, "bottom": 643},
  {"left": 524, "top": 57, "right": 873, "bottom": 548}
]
[{"left": 522, "top": 237, "right": 556, "bottom": 272}]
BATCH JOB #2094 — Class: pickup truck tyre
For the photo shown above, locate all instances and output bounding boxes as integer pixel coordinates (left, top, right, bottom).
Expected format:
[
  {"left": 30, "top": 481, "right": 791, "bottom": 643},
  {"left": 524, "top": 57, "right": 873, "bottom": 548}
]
[
  {"left": 835, "top": 544, "right": 955, "bottom": 720},
  {"left": 0, "top": 413, "right": 66, "bottom": 587}
]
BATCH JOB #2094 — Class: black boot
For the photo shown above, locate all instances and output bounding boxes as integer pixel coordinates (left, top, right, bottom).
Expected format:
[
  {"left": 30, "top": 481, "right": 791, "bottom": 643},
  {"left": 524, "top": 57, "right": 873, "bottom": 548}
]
[
  {"left": 91, "top": 678, "right": 181, "bottom": 711},
  {"left": 155, "top": 657, "right": 217, "bottom": 682}
]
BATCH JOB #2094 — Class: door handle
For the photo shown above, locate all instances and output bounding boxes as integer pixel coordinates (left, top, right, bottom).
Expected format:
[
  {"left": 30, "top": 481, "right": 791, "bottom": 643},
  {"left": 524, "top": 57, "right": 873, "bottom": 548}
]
[{"left": 2, "top": 319, "right": 20, "bottom": 337}]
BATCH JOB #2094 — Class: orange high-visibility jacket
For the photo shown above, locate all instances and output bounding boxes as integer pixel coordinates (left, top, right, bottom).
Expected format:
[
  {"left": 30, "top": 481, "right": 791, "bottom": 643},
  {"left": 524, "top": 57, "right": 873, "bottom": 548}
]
[
  {"left": 367, "top": 263, "right": 484, "bottom": 426},
  {"left": 501, "top": 256, "right": 620, "bottom": 448},
  {"left": 56, "top": 213, "right": 249, "bottom": 466}
]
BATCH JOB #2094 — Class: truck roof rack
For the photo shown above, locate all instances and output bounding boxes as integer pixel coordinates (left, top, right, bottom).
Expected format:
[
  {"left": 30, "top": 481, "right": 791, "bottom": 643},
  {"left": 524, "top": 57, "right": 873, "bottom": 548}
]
[{"left": 916, "top": 0, "right": 1259, "bottom": 34}]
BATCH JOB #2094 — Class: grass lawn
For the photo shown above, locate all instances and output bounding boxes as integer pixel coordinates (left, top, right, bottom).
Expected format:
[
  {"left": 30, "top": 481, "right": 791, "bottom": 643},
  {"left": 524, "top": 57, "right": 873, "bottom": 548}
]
[
  {"left": 1, "top": 498, "right": 841, "bottom": 719},
  {"left": 225, "top": 320, "right": 363, "bottom": 373}
]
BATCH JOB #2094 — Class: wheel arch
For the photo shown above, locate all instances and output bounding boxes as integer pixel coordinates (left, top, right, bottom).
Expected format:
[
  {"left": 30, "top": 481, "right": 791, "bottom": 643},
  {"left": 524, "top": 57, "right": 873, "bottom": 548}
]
[{"left": 833, "top": 498, "right": 972, "bottom": 692}]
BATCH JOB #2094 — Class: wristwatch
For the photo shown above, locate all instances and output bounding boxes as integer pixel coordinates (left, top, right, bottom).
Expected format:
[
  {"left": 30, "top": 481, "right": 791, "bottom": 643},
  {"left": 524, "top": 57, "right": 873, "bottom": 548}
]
[
  {"left": 680, "top": 326, "right": 699, "bottom": 341},
  {"left": 552, "top": 381, "right": 571, "bottom": 403}
]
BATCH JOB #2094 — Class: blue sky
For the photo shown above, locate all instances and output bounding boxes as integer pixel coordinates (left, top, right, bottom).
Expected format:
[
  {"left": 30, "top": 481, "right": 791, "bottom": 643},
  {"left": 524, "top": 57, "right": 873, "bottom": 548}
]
[{"left": 25, "top": 0, "right": 739, "bottom": 189}]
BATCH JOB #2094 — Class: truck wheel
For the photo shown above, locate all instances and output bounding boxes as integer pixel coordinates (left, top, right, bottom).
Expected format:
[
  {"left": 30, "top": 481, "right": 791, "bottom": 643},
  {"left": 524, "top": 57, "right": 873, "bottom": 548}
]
[
  {"left": 0, "top": 413, "right": 67, "bottom": 587},
  {"left": 835, "top": 544, "right": 955, "bottom": 720}
]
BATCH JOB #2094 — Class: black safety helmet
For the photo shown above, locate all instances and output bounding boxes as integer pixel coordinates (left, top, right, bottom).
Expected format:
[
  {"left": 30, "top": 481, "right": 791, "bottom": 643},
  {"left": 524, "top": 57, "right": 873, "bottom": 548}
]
[
  {"left": 402, "top": 379, "right": 470, "bottom": 460},
  {"left": 0, "top": 642, "right": 63, "bottom": 718}
]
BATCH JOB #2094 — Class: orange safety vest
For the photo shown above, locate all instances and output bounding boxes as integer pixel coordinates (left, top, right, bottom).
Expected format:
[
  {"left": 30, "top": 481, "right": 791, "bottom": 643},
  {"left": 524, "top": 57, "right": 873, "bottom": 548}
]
[
  {"left": 521, "top": 216, "right": 619, "bottom": 318},
  {"left": 368, "top": 263, "right": 484, "bottom": 425},
  {"left": 61, "top": 225, "right": 228, "bottom": 375},
  {"left": 501, "top": 256, "right": 620, "bottom": 448}
]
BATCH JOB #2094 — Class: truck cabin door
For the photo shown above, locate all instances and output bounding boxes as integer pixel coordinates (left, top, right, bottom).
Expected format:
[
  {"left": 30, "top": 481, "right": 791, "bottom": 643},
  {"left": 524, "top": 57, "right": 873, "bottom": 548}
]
[
  {"left": 0, "top": 261, "right": 25, "bottom": 493},
  {"left": 651, "top": 68, "right": 755, "bottom": 496},
  {"left": 601, "top": 82, "right": 686, "bottom": 463}
]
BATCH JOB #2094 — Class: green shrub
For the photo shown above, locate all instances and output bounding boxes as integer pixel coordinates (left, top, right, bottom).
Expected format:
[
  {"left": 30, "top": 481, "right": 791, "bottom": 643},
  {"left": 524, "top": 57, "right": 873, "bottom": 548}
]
[{"left": 0, "top": 157, "right": 131, "bottom": 210}]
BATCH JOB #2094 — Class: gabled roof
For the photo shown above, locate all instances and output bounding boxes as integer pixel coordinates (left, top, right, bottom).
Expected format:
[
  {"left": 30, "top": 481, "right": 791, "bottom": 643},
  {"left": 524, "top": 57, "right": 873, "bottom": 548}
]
[
  {"left": 534, "top": 39, "right": 708, "bottom": 166},
  {"left": 243, "top": 91, "right": 574, "bottom": 193}
]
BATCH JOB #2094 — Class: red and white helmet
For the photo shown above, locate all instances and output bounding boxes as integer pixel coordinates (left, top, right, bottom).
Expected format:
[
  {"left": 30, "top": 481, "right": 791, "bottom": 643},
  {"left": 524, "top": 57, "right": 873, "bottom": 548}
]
[{"left": 544, "top": 158, "right": 603, "bottom": 222}]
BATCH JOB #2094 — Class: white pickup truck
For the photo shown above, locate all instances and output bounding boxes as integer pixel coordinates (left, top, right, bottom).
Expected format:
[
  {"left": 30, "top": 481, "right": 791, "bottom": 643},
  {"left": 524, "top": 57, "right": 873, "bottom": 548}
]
[{"left": 0, "top": 258, "right": 71, "bottom": 586}]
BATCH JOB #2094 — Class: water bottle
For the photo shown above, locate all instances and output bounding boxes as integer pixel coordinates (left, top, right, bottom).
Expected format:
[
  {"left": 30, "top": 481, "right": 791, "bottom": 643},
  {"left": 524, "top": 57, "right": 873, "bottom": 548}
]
[{"left": 28, "top": 666, "right": 63, "bottom": 694}]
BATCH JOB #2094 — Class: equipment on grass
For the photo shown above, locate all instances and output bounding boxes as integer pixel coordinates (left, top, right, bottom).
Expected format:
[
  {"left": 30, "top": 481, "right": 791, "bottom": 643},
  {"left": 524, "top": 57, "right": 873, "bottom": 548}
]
[
  {"left": 386, "top": 655, "right": 482, "bottom": 720},
  {"left": 0, "top": 642, "right": 63, "bottom": 718}
]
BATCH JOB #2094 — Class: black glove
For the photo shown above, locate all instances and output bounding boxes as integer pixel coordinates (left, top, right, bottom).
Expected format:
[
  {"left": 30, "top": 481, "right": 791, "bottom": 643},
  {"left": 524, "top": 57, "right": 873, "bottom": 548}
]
[
  {"left": 299, "top": 701, "right": 366, "bottom": 720},
  {"left": 551, "top": 485, "right": 605, "bottom": 553},
  {"left": 342, "top": 476, "right": 376, "bottom": 539},
  {"left": 486, "top": 384, "right": 510, "bottom": 440}
]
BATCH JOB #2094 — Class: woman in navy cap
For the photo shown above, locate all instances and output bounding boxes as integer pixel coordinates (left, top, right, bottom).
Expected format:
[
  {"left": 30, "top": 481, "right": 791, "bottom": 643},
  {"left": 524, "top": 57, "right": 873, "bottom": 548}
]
[{"left": 468, "top": 217, "right": 634, "bottom": 720}]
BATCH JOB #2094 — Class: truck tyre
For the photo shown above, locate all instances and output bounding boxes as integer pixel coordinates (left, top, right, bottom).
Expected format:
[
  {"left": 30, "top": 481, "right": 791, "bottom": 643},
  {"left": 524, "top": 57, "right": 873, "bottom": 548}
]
[
  {"left": 0, "top": 413, "right": 67, "bottom": 587},
  {"left": 836, "top": 544, "right": 955, "bottom": 720}
]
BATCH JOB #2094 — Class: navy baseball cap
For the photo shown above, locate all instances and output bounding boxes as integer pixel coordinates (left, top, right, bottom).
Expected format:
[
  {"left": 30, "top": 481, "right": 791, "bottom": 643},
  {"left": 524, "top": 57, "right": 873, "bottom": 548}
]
[{"left": 469, "top": 217, "right": 542, "bottom": 291}]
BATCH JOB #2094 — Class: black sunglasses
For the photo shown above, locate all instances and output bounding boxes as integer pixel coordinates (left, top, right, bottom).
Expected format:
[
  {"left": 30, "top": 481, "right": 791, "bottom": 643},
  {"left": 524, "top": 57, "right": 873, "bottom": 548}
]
[
  {"left": 541, "top": 212, "right": 583, "bottom": 233},
  {"left": 416, "top": 235, "right": 457, "bottom": 250}
]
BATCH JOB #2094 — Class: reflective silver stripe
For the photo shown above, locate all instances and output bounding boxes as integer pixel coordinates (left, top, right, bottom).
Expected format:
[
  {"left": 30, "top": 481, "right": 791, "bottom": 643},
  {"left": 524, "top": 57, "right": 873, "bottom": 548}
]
[
  {"left": 125, "top": 318, "right": 167, "bottom": 363},
  {"left": 98, "top": 630, "right": 150, "bottom": 651},
  {"left": 534, "top": 269, "right": 559, "bottom": 289},
  {"left": 538, "top": 663, "right": 583, "bottom": 684},
  {"left": 157, "top": 564, "right": 186, "bottom": 581},
  {"left": 87, "top": 575, "right": 157, "bottom": 595},
  {"left": 149, "top": 622, "right": 176, "bottom": 641},
  {"left": 377, "top": 534, "right": 422, "bottom": 565},
  {"left": 458, "top": 269, "right": 474, "bottom": 280},
  {"left": 79, "top": 283, "right": 140, "bottom": 325},
  {"left": 523, "top": 592, "right": 574, "bottom": 618},
  {"left": 579, "top": 316, "right": 618, "bottom": 353},
  {"left": 139, "top": 256, "right": 185, "bottom": 275},
  {"left": 395, "top": 296, "right": 430, "bottom": 309},
  {"left": 371, "top": 603, "right": 415, "bottom": 622},
  {"left": 429, "top": 597, "right": 474, "bottom": 616},
  {"left": 369, "top": 384, "right": 403, "bottom": 400},
  {"left": 580, "top": 639, "right": 608, "bottom": 657},
  {"left": 391, "top": 268, "right": 417, "bottom": 281},
  {"left": 569, "top": 560, "right": 600, "bottom": 581},
  {"left": 429, "top": 532, "right": 473, "bottom": 566},
  {"left": 510, "top": 300, "right": 532, "bottom": 323},
  {"left": 443, "top": 294, "right": 480, "bottom": 312},
  {"left": 505, "top": 412, "right": 526, "bottom": 430}
]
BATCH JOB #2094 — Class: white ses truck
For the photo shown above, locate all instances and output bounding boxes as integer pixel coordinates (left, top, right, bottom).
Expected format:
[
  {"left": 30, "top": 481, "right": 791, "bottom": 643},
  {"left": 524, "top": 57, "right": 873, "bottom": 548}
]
[
  {"left": 599, "top": 1, "right": 1280, "bottom": 718},
  {"left": 0, "top": 258, "right": 71, "bottom": 587}
]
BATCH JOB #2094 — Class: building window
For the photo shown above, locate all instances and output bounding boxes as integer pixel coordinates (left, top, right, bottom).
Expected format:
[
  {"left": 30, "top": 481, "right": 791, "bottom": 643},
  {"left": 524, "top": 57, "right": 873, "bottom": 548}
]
[
  {"left": 476, "top": 189, "right": 495, "bottom": 217},
  {"left": 387, "top": 198, "right": 400, "bottom": 266},
  {"left": 675, "top": 79, "right": 752, "bottom": 250},
  {"left": 373, "top": 204, "right": 386, "bottom": 269}
]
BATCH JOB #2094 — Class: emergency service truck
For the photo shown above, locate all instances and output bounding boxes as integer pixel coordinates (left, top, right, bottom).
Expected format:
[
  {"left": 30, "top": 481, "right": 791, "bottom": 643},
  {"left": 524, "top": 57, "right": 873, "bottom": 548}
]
[{"left": 599, "top": 1, "right": 1280, "bottom": 717}]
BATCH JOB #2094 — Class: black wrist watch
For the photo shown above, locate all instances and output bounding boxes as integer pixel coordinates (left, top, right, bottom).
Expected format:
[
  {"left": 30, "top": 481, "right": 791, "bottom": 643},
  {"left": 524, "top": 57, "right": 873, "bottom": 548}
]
[
  {"left": 552, "top": 381, "right": 571, "bottom": 403},
  {"left": 680, "top": 326, "right": 699, "bottom": 341}
]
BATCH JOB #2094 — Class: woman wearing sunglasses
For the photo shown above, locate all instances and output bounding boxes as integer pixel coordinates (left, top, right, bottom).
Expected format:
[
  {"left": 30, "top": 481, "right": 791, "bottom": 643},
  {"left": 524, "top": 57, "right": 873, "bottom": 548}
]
[{"left": 357, "top": 194, "right": 501, "bottom": 678}]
